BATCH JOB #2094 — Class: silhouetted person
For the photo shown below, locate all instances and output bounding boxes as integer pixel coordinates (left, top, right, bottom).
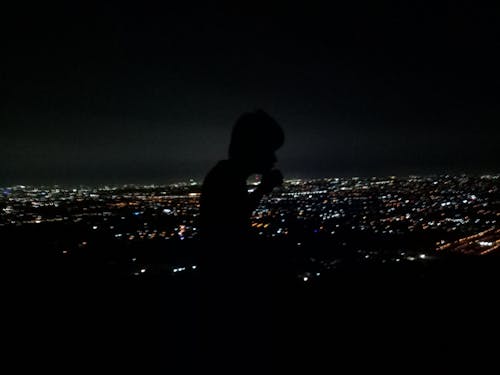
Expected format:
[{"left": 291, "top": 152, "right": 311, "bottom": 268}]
[
  {"left": 199, "top": 110, "right": 284, "bottom": 373},
  {"left": 200, "top": 110, "right": 284, "bottom": 243}
]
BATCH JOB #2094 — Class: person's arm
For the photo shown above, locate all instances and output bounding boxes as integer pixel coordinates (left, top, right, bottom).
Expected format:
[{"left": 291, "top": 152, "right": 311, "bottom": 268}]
[
  {"left": 248, "top": 185, "right": 266, "bottom": 212},
  {"left": 247, "top": 169, "right": 283, "bottom": 212}
]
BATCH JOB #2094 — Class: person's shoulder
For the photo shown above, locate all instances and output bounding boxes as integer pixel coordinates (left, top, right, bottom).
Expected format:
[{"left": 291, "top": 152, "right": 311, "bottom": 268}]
[
  {"left": 204, "top": 160, "right": 238, "bottom": 183},
  {"left": 212, "top": 160, "right": 232, "bottom": 173}
]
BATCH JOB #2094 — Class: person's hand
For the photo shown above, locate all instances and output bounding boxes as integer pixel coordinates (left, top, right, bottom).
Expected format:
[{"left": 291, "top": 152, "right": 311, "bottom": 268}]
[{"left": 259, "top": 169, "right": 283, "bottom": 194}]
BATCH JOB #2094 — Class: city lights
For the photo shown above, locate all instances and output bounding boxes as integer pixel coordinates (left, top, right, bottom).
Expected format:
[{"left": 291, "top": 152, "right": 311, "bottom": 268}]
[{"left": 1, "top": 174, "right": 498, "bottom": 281}]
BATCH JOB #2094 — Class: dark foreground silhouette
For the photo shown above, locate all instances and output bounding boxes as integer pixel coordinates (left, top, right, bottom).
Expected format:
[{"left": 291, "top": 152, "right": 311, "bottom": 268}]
[{"left": 5, "top": 222, "right": 500, "bottom": 373}]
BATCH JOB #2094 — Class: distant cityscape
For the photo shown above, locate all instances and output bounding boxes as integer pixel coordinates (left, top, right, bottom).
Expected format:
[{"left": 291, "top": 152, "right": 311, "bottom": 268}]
[{"left": 2, "top": 174, "right": 498, "bottom": 282}]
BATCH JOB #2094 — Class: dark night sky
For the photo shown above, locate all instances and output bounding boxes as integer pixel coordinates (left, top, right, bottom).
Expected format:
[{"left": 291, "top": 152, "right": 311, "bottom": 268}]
[{"left": 2, "top": 2, "right": 499, "bottom": 185}]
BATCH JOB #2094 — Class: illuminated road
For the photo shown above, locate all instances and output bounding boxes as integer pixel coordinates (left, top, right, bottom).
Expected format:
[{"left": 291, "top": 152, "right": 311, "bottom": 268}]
[{"left": 436, "top": 227, "right": 500, "bottom": 255}]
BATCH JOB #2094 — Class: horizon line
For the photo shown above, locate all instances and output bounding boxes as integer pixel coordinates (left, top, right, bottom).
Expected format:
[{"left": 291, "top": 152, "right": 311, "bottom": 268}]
[{"left": 2, "top": 173, "right": 499, "bottom": 189}]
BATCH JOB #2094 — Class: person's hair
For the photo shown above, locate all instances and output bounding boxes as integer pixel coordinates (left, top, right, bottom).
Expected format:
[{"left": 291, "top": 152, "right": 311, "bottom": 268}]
[{"left": 228, "top": 110, "right": 284, "bottom": 159}]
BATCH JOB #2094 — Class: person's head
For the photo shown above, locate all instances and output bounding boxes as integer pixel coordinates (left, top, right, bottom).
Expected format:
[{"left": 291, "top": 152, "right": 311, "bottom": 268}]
[{"left": 228, "top": 110, "right": 284, "bottom": 173}]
